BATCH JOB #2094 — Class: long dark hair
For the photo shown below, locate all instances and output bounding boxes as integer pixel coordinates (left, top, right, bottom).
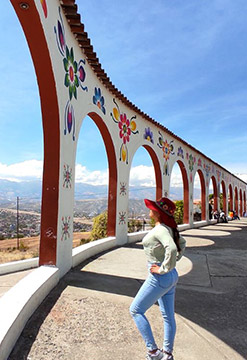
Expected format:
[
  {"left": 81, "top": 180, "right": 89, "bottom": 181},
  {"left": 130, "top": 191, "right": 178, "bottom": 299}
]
[
  {"left": 159, "top": 212, "right": 181, "bottom": 252},
  {"left": 172, "top": 227, "right": 181, "bottom": 252}
]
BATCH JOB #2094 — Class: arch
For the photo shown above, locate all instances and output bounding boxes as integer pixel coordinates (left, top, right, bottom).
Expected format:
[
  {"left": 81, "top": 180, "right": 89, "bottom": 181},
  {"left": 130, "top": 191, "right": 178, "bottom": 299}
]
[
  {"left": 234, "top": 187, "right": 238, "bottom": 214},
  {"left": 88, "top": 112, "right": 117, "bottom": 236},
  {"left": 221, "top": 180, "right": 227, "bottom": 213},
  {"left": 244, "top": 191, "right": 246, "bottom": 213},
  {"left": 228, "top": 184, "right": 233, "bottom": 211},
  {"left": 11, "top": 1, "right": 60, "bottom": 266},
  {"left": 239, "top": 189, "right": 243, "bottom": 216},
  {"left": 143, "top": 145, "right": 162, "bottom": 199},
  {"left": 197, "top": 170, "right": 206, "bottom": 220},
  {"left": 177, "top": 160, "right": 189, "bottom": 224},
  {"left": 210, "top": 176, "right": 218, "bottom": 210}
]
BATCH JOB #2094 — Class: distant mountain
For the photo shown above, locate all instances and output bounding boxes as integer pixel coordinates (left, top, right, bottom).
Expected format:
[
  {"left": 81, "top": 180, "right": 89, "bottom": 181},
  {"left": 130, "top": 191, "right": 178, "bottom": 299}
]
[
  {"left": 0, "top": 178, "right": 198, "bottom": 201},
  {"left": 0, "top": 178, "right": 201, "bottom": 215}
]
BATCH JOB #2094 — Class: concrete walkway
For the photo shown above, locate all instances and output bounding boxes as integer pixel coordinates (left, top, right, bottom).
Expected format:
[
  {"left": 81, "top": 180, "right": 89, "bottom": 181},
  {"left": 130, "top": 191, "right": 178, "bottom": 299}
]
[{"left": 4, "top": 219, "right": 247, "bottom": 359}]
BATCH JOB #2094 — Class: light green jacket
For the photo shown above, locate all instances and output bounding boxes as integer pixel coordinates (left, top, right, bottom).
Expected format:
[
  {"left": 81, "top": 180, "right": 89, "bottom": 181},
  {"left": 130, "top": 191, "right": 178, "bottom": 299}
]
[{"left": 142, "top": 223, "right": 186, "bottom": 274}]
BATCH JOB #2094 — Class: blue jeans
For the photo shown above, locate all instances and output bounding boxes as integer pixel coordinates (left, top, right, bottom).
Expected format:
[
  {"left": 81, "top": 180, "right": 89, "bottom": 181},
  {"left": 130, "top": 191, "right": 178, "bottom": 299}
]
[{"left": 130, "top": 266, "right": 178, "bottom": 353}]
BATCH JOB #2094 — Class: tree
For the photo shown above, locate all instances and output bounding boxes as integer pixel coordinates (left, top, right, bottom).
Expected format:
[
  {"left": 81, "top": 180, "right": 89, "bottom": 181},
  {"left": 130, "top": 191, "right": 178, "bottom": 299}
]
[
  {"left": 174, "top": 200, "right": 184, "bottom": 225},
  {"left": 128, "top": 218, "right": 142, "bottom": 233},
  {"left": 90, "top": 211, "right": 108, "bottom": 241}
]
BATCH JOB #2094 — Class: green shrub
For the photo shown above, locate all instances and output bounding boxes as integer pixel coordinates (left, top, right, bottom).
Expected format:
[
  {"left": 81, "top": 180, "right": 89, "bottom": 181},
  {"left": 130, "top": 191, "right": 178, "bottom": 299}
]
[
  {"left": 174, "top": 200, "right": 184, "bottom": 225},
  {"left": 19, "top": 240, "right": 29, "bottom": 251},
  {"left": 90, "top": 211, "right": 108, "bottom": 241},
  {"left": 80, "top": 238, "right": 91, "bottom": 245}
]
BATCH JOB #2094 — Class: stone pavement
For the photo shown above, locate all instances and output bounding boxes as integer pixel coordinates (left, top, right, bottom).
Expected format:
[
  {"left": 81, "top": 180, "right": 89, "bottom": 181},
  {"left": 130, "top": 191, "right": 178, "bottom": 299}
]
[{"left": 5, "top": 219, "right": 247, "bottom": 359}]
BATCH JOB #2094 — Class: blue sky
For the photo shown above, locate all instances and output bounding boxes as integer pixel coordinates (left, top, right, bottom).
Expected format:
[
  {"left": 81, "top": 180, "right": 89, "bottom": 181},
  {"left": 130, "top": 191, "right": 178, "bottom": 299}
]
[{"left": 0, "top": 0, "right": 247, "bottom": 186}]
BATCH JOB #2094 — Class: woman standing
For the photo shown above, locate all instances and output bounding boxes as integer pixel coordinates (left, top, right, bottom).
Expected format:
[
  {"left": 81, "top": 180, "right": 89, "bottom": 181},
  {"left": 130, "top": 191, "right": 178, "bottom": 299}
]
[{"left": 130, "top": 197, "right": 186, "bottom": 360}]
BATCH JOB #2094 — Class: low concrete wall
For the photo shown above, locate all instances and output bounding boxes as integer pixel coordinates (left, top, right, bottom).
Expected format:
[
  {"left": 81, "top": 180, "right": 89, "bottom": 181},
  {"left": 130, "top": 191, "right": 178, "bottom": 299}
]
[
  {"left": 192, "top": 219, "right": 217, "bottom": 228},
  {"left": 72, "top": 236, "right": 116, "bottom": 268},
  {"left": 127, "top": 230, "right": 148, "bottom": 244},
  {"left": 0, "top": 265, "right": 59, "bottom": 360},
  {"left": 178, "top": 223, "right": 190, "bottom": 231},
  {"left": 0, "top": 258, "right": 39, "bottom": 276}
]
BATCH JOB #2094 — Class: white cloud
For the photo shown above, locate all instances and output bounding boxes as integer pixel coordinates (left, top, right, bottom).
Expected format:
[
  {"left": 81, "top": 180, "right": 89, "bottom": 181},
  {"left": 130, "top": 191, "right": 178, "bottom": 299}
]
[
  {"left": 129, "top": 165, "right": 155, "bottom": 187},
  {"left": 0, "top": 160, "right": 43, "bottom": 181},
  {"left": 170, "top": 171, "right": 183, "bottom": 188},
  {"left": 0, "top": 160, "right": 245, "bottom": 191},
  {"left": 75, "top": 164, "right": 108, "bottom": 185}
]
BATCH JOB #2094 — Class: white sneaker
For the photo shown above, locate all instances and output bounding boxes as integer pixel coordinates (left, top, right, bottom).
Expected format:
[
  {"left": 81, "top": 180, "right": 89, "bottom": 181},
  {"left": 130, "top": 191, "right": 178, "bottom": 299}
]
[
  {"left": 146, "top": 349, "right": 164, "bottom": 360},
  {"left": 162, "top": 351, "right": 174, "bottom": 360}
]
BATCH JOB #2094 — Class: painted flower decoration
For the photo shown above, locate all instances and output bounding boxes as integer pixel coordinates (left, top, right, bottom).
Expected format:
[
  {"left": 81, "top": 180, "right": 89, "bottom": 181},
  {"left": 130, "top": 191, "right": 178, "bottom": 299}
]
[
  {"left": 216, "top": 170, "right": 221, "bottom": 183},
  {"left": 198, "top": 158, "right": 202, "bottom": 167},
  {"left": 157, "top": 132, "right": 174, "bottom": 175},
  {"left": 61, "top": 216, "right": 70, "bottom": 241},
  {"left": 188, "top": 154, "right": 196, "bottom": 172},
  {"left": 119, "top": 211, "right": 126, "bottom": 225},
  {"left": 177, "top": 146, "right": 184, "bottom": 158},
  {"left": 204, "top": 163, "right": 210, "bottom": 176},
  {"left": 163, "top": 140, "right": 173, "bottom": 161},
  {"left": 144, "top": 127, "right": 154, "bottom": 143},
  {"left": 63, "top": 164, "right": 72, "bottom": 188},
  {"left": 110, "top": 99, "right": 138, "bottom": 164},
  {"left": 64, "top": 47, "right": 79, "bottom": 100},
  {"left": 93, "top": 87, "right": 106, "bottom": 114},
  {"left": 157, "top": 132, "right": 174, "bottom": 161},
  {"left": 120, "top": 182, "right": 127, "bottom": 196},
  {"left": 119, "top": 114, "right": 132, "bottom": 144}
]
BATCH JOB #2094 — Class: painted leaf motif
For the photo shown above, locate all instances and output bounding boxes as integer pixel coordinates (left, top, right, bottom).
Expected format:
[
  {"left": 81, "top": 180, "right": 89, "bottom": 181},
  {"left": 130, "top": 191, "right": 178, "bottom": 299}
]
[
  {"left": 122, "top": 146, "right": 127, "bottom": 162},
  {"left": 69, "top": 86, "right": 73, "bottom": 100},
  {"left": 63, "top": 58, "right": 69, "bottom": 72},
  {"left": 130, "top": 121, "right": 136, "bottom": 131},
  {"left": 73, "top": 60, "right": 78, "bottom": 73},
  {"left": 70, "top": 48, "right": 74, "bottom": 62},
  {"left": 74, "top": 75, "right": 79, "bottom": 87},
  {"left": 113, "top": 107, "right": 119, "bottom": 121},
  {"left": 66, "top": 46, "right": 70, "bottom": 60},
  {"left": 73, "top": 85, "right": 77, "bottom": 99},
  {"left": 64, "top": 73, "right": 70, "bottom": 87}
]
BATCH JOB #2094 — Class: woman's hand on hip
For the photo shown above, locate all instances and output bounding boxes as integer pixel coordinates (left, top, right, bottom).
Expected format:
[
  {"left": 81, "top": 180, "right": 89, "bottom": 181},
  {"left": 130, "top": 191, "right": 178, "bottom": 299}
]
[{"left": 150, "top": 264, "right": 160, "bottom": 274}]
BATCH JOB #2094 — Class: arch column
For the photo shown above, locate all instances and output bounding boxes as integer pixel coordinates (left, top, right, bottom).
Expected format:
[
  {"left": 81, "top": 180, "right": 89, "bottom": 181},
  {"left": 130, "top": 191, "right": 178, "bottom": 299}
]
[
  {"left": 240, "top": 189, "right": 243, "bottom": 217},
  {"left": 211, "top": 176, "right": 218, "bottom": 211},
  {"left": 189, "top": 173, "right": 195, "bottom": 226},
  {"left": 229, "top": 184, "right": 233, "bottom": 211},
  {"left": 234, "top": 187, "right": 239, "bottom": 214},
  {"left": 244, "top": 191, "right": 246, "bottom": 213},
  {"left": 197, "top": 170, "right": 206, "bottom": 220},
  {"left": 221, "top": 181, "right": 227, "bottom": 213},
  {"left": 11, "top": 0, "right": 60, "bottom": 267}
]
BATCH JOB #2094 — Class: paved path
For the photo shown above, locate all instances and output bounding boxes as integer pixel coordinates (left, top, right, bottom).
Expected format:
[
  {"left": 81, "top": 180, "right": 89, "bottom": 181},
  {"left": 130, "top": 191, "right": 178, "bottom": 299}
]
[{"left": 4, "top": 219, "right": 247, "bottom": 359}]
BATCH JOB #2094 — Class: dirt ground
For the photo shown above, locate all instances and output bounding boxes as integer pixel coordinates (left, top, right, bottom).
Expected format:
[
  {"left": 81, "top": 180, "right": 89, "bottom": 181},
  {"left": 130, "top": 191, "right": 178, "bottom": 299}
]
[{"left": 0, "top": 232, "right": 91, "bottom": 264}]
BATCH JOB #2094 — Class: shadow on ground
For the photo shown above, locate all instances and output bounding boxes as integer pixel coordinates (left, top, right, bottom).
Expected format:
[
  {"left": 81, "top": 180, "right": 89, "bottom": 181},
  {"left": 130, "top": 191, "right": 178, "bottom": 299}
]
[{"left": 9, "top": 221, "right": 247, "bottom": 359}]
